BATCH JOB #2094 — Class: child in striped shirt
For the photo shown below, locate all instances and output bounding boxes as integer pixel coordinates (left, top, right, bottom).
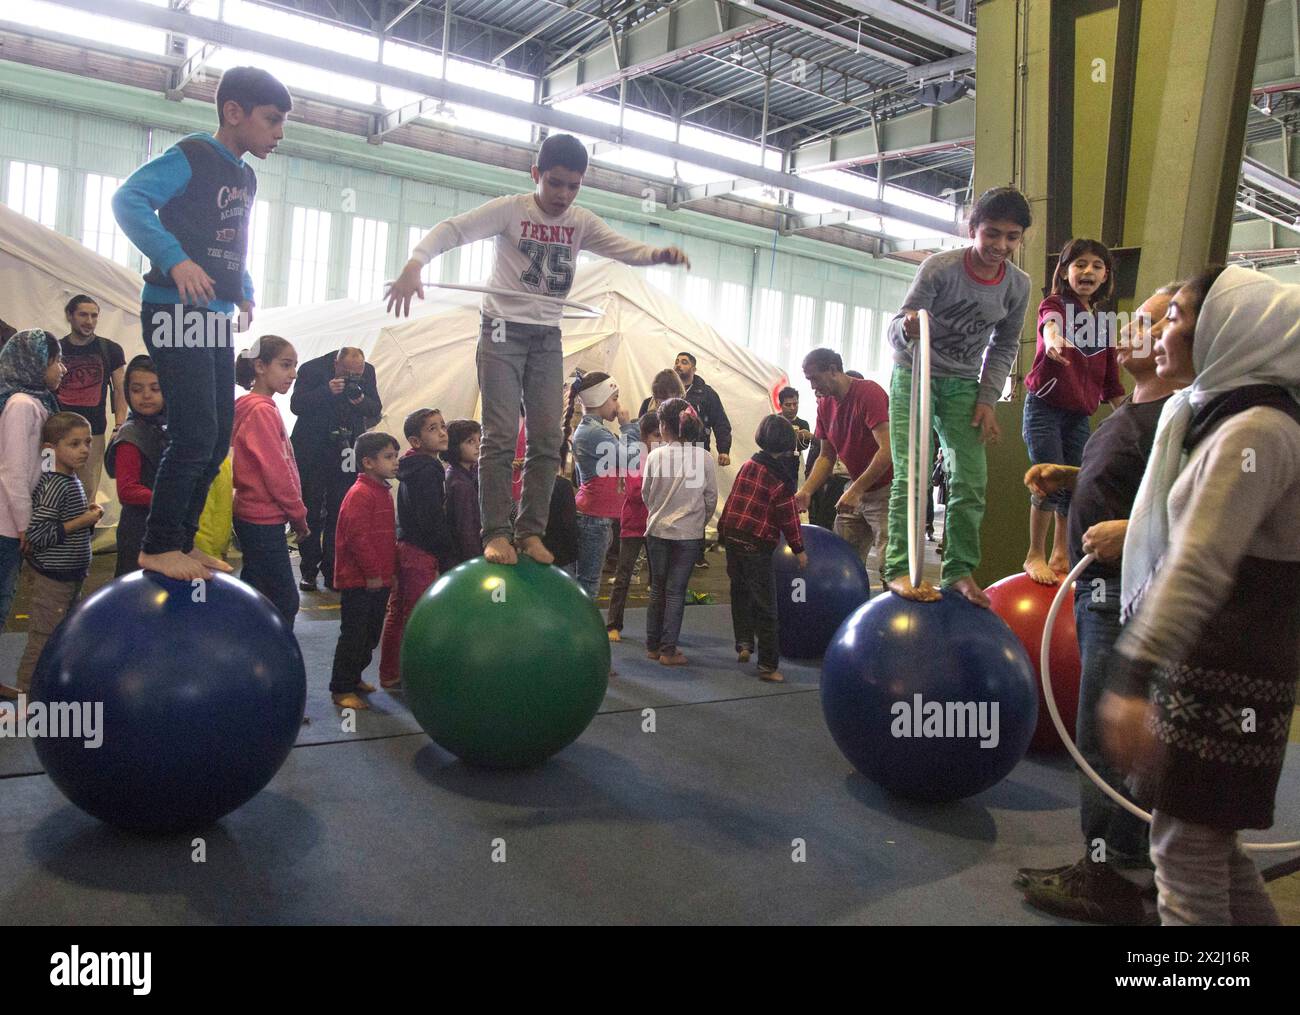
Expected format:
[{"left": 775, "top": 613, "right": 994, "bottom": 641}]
[{"left": 16, "top": 412, "right": 102, "bottom": 690}]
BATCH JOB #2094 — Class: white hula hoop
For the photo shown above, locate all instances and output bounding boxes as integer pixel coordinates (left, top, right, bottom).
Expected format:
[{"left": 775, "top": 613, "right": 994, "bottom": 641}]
[
  {"left": 403, "top": 281, "right": 603, "bottom": 320},
  {"left": 906, "top": 309, "right": 933, "bottom": 589},
  {"left": 1042, "top": 555, "right": 1300, "bottom": 853}
]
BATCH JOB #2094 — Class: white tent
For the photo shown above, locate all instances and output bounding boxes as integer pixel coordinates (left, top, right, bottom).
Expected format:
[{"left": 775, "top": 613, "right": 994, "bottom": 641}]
[
  {"left": 0, "top": 202, "right": 145, "bottom": 354},
  {"left": 251, "top": 261, "right": 791, "bottom": 515}
]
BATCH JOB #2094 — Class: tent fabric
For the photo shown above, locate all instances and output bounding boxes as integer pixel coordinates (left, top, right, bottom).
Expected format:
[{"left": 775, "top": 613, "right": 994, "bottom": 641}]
[{"left": 251, "top": 261, "right": 790, "bottom": 523}]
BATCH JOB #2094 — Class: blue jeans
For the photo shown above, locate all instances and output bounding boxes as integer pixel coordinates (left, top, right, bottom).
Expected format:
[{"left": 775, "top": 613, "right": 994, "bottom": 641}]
[
  {"left": 645, "top": 536, "right": 702, "bottom": 654},
  {"left": 0, "top": 535, "right": 21, "bottom": 636},
  {"left": 234, "top": 519, "right": 300, "bottom": 630},
  {"left": 1022, "top": 392, "right": 1091, "bottom": 514},
  {"left": 142, "top": 302, "right": 236, "bottom": 555},
  {"left": 575, "top": 513, "right": 614, "bottom": 599},
  {"left": 1075, "top": 581, "right": 1150, "bottom": 867}
]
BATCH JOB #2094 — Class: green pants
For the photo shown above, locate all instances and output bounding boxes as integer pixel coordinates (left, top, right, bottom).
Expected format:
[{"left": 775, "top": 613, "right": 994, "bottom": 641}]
[{"left": 883, "top": 368, "right": 986, "bottom": 586}]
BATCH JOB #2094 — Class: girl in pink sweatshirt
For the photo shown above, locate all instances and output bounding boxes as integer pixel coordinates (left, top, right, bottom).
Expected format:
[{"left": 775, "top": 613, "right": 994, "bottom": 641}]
[
  {"left": 0, "top": 330, "right": 64, "bottom": 696},
  {"left": 233, "top": 336, "right": 309, "bottom": 629}
]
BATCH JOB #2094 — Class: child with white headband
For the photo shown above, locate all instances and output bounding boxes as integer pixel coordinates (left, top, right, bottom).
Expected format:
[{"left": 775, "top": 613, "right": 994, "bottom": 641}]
[{"left": 565, "top": 371, "right": 640, "bottom": 599}]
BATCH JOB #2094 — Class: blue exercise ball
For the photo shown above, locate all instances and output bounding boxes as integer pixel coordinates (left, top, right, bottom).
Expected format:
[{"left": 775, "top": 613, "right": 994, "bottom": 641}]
[
  {"left": 30, "top": 571, "right": 306, "bottom": 833},
  {"left": 772, "top": 524, "right": 870, "bottom": 659},
  {"left": 821, "top": 591, "right": 1038, "bottom": 801}
]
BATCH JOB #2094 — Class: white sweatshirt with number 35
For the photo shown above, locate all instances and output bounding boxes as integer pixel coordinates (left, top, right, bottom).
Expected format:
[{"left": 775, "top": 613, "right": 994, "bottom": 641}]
[{"left": 410, "top": 193, "right": 662, "bottom": 326}]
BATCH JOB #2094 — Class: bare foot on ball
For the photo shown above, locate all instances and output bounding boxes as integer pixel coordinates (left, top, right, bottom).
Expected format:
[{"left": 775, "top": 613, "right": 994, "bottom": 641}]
[
  {"left": 516, "top": 534, "right": 554, "bottom": 565},
  {"left": 1048, "top": 551, "right": 1070, "bottom": 575},
  {"left": 1023, "top": 554, "right": 1059, "bottom": 585},
  {"left": 886, "top": 575, "right": 942, "bottom": 602},
  {"left": 188, "top": 547, "right": 233, "bottom": 573},
  {"left": 139, "top": 549, "right": 211, "bottom": 581},
  {"left": 483, "top": 535, "right": 518, "bottom": 565},
  {"left": 948, "top": 575, "right": 991, "bottom": 608}
]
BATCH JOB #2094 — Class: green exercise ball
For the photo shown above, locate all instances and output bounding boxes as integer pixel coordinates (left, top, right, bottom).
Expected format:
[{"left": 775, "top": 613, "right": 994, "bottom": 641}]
[{"left": 401, "top": 557, "right": 610, "bottom": 768}]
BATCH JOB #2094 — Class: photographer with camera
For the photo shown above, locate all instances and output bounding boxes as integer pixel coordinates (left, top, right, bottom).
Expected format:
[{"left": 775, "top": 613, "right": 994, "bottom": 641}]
[{"left": 290, "top": 346, "right": 382, "bottom": 590}]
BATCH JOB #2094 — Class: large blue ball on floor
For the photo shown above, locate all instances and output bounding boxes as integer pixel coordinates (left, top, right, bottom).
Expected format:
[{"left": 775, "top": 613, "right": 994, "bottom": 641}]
[
  {"left": 821, "top": 591, "right": 1038, "bottom": 801},
  {"left": 772, "top": 524, "right": 870, "bottom": 659},
  {"left": 30, "top": 571, "right": 306, "bottom": 833}
]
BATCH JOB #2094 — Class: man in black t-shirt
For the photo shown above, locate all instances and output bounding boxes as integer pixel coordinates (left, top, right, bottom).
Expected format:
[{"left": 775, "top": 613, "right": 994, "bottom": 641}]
[
  {"left": 1015, "top": 286, "right": 1181, "bottom": 925},
  {"left": 57, "top": 294, "right": 127, "bottom": 509}
]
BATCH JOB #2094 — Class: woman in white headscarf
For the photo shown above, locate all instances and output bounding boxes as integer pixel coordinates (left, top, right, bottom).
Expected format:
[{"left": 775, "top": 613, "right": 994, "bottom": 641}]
[{"left": 1099, "top": 265, "right": 1300, "bottom": 925}]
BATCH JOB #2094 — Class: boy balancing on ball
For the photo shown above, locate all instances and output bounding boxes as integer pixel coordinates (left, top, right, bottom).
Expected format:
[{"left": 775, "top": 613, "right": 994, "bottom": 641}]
[
  {"left": 882, "top": 186, "right": 1033, "bottom": 607},
  {"left": 386, "top": 133, "right": 690, "bottom": 567},
  {"left": 112, "top": 66, "right": 291, "bottom": 583}
]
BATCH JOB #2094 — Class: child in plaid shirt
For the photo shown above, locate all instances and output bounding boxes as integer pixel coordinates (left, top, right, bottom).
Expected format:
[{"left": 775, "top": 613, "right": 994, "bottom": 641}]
[{"left": 717, "top": 415, "right": 807, "bottom": 683}]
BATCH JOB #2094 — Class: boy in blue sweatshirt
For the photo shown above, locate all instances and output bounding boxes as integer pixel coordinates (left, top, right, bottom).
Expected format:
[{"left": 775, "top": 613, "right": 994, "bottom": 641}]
[{"left": 112, "top": 66, "right": 291, "bottom": 583}]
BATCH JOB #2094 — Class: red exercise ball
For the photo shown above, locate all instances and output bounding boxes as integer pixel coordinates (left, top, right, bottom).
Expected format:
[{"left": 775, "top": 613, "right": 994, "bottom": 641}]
[{"left": 985, "top": 572, "right": 1081, "bottom": 752}]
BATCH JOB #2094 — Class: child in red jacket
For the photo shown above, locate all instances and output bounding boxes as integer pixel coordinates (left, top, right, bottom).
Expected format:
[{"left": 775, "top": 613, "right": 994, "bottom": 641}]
[
  {"left": 331, "top": 430, "right": 400, "bottom": 710},
  {"left": 718, "top": 415, "right": 806, "bottom": 683},
  {"left": 232, "top": 336, "right": 309, "bottom": 628}
]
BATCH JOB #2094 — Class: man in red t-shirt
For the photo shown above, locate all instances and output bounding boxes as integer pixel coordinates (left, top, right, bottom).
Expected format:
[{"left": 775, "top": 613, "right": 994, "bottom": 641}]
[{"left": 794, "top": 348, "right": 892, "bottom": 577}]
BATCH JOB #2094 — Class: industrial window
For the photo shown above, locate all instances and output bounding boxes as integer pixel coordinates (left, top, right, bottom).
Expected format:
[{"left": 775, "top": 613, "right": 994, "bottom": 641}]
[
  {"left": 347, "top": 216, "right": 391, "bottom": 302},
  {"left": 81, "top": 173, "right": 131, "bottom": 266},
  {"left": 6, "top": 161, "right": 59, "bottom": 229},
  {"left": 287, "top": 206, "right": 332, "bottom": 306}
]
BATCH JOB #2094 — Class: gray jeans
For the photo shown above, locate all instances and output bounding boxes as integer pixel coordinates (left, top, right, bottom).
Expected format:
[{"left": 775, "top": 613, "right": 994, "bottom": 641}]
[
  {"left": 476, "top": 315, "right": 563, "bottom": 545},
  {"left": 832, "top": 481, "right": 889, "bottom": 581},
  {"left": 1149, "top": 810, "right": 1280, "bottom": 925}
]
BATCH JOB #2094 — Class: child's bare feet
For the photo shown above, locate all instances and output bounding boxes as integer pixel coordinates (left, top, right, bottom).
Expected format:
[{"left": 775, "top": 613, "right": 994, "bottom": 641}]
[
  {"left": 948, "top": 575, "right": 991, "bottom": 608},
  {"left": 483, "top": 535, "right": 517, "bottom": 565},
  {"left": 607, "top": 628, "right": 621, "bottom": 642},
  {"left": 737, "top": 647, "right": 752, "bottom": 663},
  {"left": 516, "top": 534, "right": 554, "bottom": 565},
  {"left": 1024, "top": 554, "right": 1059, "bottom": 585},
  {"left": 0, "top": 683, "right": 19, "bottom": 702},
  {"left": 659, "top": 650, "right": 687, "bottom": 666},
  {"left": 332, "top": 692, "right": 369, "bottom": 710},
  {"left": 187, "top": 547, "right": 233, "bottom": 573},
  {"left": 1048, "top": 551, "right": 1070, "bottom": 575},
  {"left": 758, "top": 668, "right": 784, "bottom": 683},
  {"left": 139, "top": 549, "right": 211, "bottom": 581},
  {"left": 355, "top": 680, "right": 376, "bottom": 694},
  {"left": 646, "top": 648, "right": 661, "bottom": 659},
  {"left": 886, "top": 575, "right": 942, "bottom": 602}
]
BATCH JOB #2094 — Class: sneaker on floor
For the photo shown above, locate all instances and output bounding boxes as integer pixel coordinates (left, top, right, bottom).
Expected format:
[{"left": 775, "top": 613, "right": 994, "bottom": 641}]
[
  {"left": 1014, "top": 857, "right": 1082, "bottom": 889},
  {"left": 298, "top": 578, "right": 318, "bottom": 592},
  {"left": 1023, "top": 861, "right": 1151, "bottom": 925},
  {"left": 693, "top": 559, "right": 709, "bottom": 569}
]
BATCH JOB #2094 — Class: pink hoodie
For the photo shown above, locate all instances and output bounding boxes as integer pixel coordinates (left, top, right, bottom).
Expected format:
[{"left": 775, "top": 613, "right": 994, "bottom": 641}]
[
  {"left": 0, "top": 393, "right": 50, "bottom": 539},
  {"left": 232, "top": 393, "right": 307, "bottom": 529}
]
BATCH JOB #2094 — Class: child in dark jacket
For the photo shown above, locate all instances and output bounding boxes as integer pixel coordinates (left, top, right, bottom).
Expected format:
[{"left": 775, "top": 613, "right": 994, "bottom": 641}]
[
  {"left": 330, "top": 431, "right": 399, "bottom": 710},
  {"left": 718, "top": 415, "right": 806, "bottom": 683},
  {"left": 379, "top": 408, "right": 451, "bottom": 689},
  {"left": 16, "top": 412, "right": 101, "bottom": 691},
  {"left": 104, "top": 356, "right": 168, "bottom": 578},
  {"left": 442, "top": 419, "right": 482, "bottom": 567}
]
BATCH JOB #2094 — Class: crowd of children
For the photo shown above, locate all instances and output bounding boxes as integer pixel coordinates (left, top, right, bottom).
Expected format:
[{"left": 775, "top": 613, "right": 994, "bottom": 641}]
[{"left": 0, "top": 57, "right": 1294, "bottom": 929}]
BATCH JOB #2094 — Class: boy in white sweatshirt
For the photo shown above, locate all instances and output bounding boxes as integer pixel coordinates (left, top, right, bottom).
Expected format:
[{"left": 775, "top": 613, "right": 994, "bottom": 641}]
[{"left": 387, "top": 134, "right": 690, "bottom": 567}]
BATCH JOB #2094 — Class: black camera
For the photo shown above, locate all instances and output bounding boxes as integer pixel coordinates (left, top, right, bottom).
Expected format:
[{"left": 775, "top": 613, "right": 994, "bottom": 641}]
[{"left": 342, "top": 375, "right": 364, "bottom": 401}]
